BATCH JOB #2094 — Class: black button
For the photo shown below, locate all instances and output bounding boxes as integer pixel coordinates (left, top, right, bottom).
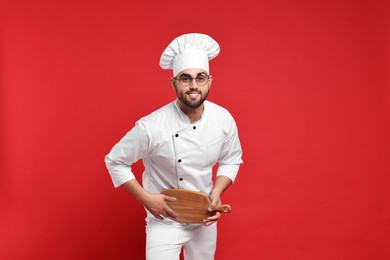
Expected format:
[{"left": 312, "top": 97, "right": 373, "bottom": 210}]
[
  {"left": 179, "top": 178, "right": 183, "bottom": 181},
  {"left": 175, "top": 134, "right": 179, "bottom": 137},
  {"left": 178, "top": 159, "right": 182, "bottom": 163},
  {"left": 193, "top": 126, "right": 196, "bottom": 130}
]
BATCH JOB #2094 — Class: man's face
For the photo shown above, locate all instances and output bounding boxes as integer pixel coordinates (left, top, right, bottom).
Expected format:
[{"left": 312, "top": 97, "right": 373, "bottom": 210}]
[{"left": 171, "top": 68, "right": 213, "bottom": 109}]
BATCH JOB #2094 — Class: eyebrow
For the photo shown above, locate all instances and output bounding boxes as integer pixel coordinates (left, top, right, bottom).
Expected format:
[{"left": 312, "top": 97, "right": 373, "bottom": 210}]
[{"left": 179, "top": 72, "right": 208, "bottom": 78}]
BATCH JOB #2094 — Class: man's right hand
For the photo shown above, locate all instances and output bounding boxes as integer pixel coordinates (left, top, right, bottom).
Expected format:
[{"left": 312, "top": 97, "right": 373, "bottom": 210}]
[
  {"left": 121, "top": 180, "right": 178, "bottom": 220},
  {"left": 141, "top": 193, "right": 178, "bottom": 220}
]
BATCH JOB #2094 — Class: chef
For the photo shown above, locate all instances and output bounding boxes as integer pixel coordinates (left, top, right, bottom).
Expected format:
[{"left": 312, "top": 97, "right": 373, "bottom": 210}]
[{"left": 105, "top": 33, "right": 243, "bottom": 260}]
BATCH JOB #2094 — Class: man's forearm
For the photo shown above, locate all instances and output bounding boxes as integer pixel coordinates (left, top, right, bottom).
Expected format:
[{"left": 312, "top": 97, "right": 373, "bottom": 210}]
[
  {"left": 211, "top": 175, "right": 232, "bottom": 197},
  {"left": 121, "top": 179, "right": 150, "bottom": 204}
]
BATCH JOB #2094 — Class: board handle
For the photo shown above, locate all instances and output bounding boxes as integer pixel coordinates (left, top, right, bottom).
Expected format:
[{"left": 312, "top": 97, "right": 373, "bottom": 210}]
[{"left": 214, "top": 204, "right": 232, "bottom": 213}]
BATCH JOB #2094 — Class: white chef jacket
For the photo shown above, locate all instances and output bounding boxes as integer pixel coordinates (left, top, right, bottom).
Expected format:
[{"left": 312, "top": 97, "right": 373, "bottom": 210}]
[{"left": 105, "top": 100, "right": 243, "bottom": 200}]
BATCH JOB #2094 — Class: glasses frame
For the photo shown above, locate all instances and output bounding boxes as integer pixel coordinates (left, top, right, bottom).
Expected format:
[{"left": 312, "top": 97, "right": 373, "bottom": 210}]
[{"left": 173, "top": 73, "right": 210, "bottom": 87}]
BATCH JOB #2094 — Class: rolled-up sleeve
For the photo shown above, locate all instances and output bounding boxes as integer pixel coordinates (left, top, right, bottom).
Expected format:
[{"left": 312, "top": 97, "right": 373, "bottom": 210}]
[
  {"left": 104, "top": 122, "right": 149, "bottom": 188},
  {"left": 216, "top": 120, "right": 243, "bottom": 182}
]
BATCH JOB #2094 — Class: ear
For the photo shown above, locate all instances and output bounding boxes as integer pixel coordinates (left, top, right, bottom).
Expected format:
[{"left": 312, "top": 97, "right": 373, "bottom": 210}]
[
  {"left": 208, "top": 75, "right": 213, "bottom": 88},
  {"left": 170, "top": 77, "right": 176, "bottom": 90}
]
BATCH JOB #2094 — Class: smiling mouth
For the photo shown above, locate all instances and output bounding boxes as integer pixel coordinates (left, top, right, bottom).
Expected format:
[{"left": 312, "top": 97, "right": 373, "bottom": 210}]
[{"left": 187, "top": 92, "right": 200, "bottom": 99}]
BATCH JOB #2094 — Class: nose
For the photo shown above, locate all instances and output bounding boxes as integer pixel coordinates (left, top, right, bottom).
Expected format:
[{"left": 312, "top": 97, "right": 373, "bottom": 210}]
[{"left": 189, "top": 78, "right": 198, "bottom": 89}]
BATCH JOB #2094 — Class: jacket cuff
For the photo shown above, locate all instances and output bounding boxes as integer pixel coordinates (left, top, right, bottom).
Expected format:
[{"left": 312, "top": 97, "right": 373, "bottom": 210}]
[{"left": 216, "top": 164, "right": 241, "bottom": 183}]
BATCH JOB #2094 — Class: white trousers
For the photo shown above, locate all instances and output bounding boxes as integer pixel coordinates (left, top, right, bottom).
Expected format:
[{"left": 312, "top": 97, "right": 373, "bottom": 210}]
[{"left": 145, "top": 218, "right": 217, "bottom": 260}]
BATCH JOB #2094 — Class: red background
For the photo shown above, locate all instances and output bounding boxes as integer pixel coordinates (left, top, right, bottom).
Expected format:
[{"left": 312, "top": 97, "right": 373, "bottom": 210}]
[{"left": 1, "top": 0, "right": 389, "bottom": 259}]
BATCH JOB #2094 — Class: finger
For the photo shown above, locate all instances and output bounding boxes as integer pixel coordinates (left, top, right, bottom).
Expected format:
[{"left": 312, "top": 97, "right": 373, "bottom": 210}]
[
  {"left": 154, "top": 214, "right": 165, "bottom": 220},
  {"left": 208, "top": 212, "right": 221, "bottom": 221},
  {"left": 164, "top": 207, "right": 179, "bottom": 219},
  {"left": 204, "top": 220, "right": 217, "bottom": 226},
  {"left": 203, "top": 218, "right": 218, "bottom": 226},
  {"left": 163, "top": 195, "right": 177, "bottom": 202},
  {"left": 203, "top": 212, "right": 220, "bottom": 225}
]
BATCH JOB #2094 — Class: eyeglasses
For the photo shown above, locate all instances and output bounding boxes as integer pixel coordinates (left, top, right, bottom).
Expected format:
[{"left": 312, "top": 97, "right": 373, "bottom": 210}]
[{"left": 174, "top": 73, "right": 210, "bottom": 86}]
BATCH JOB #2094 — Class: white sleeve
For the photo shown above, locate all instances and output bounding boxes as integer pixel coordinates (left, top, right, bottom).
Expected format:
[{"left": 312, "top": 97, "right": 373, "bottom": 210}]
[
  {"left": 216, "top": 118, "right": 243, "bottom": 182},
  {"left": 104, "top": 122, "right": 149, "bottom": 188}
]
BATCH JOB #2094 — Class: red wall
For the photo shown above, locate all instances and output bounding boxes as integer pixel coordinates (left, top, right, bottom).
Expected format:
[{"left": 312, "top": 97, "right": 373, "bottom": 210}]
[{"left": 1, "top": 0, "right": 389, "bottom": 259}]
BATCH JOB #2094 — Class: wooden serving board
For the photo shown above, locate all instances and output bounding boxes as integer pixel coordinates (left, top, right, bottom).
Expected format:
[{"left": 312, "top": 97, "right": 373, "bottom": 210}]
[{"left": 161, "top": 188, "right": 232, "bottom": 223}]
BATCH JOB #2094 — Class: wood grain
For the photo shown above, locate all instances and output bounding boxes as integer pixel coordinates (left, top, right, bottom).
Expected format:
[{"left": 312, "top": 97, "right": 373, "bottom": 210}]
[{"left": 161, "top": 189, "right": 232, "bottom": 223}]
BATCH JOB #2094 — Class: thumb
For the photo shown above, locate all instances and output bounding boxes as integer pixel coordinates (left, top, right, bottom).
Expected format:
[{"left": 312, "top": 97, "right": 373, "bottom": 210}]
[{"left": 208, "top": 198, "right": 218, "bottom": 211}]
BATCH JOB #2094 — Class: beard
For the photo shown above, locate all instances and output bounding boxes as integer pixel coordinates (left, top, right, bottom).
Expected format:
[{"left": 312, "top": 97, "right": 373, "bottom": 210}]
[{"left": 176, "top": 88, "right": 209, "bottom": 109}]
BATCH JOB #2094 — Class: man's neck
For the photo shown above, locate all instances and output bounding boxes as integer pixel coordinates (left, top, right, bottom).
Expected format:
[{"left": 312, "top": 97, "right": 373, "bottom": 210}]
[{"left": 176, "top": 100, "right": 204, "bottom": 124}]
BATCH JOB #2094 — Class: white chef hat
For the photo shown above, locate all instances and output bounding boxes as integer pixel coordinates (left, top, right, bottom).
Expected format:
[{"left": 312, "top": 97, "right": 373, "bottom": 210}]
[{"left": 160, "top": 33, "right": 220, "bottom": 76}]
